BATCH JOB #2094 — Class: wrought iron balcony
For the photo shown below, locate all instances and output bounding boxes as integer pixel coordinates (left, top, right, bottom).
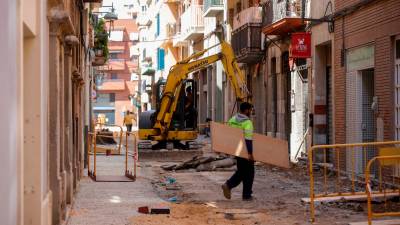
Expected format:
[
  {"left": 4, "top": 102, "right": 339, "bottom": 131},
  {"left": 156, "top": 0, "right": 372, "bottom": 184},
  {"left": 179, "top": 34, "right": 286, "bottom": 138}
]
[
  {"left": 232, "top": 7, "right": 263, "bottom": 64},
  {"left": 262, "top": 0, "right": 306, "bottom": 35},
  {"left": 232, "top": 25, "right": 263, "bottom": 64},
  {"left": 180, "top": 5, "right": 204, "bottom": 41},
  {"left": 203, "top": 0, "right": 224, "bottom": 17}
]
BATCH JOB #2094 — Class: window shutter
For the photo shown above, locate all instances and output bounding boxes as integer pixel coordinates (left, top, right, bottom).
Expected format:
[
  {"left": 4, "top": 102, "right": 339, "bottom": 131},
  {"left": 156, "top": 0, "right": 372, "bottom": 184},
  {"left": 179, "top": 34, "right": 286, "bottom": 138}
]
[
  {"left": 157, "top": 48, "right": 165, "bottom": 70},
  {"left": 156, "top": 14, "right": 160, "bottom": 37}
]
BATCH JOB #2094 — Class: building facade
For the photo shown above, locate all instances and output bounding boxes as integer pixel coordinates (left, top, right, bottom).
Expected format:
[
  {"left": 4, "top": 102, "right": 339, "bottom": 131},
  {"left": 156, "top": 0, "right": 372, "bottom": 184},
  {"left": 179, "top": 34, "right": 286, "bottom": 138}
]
[
  {"left": 333, "top": 0, "right": 400, "bottom": 172},
  {"left": 94, "top": 19, "right": 139, "bottom": 127}
]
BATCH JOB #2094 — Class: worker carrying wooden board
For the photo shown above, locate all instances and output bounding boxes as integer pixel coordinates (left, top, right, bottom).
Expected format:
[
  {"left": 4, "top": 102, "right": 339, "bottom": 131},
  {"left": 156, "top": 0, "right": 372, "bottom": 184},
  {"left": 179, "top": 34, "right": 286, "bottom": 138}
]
[{"left": 221, "top": 102, "right": 255, "bottom": 201}]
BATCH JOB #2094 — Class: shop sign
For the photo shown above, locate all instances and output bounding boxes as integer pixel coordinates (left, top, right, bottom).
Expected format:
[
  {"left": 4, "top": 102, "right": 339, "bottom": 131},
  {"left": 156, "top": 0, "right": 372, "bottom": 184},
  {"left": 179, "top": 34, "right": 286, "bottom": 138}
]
[
  {"left": 346, "top": 45, "right": 374, "bottom": 72},
  {"left": 290, "top": 32, "right": 311, "bottom": 58}
]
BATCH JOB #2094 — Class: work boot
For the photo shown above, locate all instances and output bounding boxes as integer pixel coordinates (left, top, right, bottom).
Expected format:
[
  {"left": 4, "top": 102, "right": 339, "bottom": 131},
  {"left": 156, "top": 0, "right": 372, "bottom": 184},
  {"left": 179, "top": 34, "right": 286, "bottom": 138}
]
[
  {"left": 242, "top": 196, "right": 254, "bottom": 201},
  {"left": 221, "top": 184, "right": 231, "bottom": 199}
]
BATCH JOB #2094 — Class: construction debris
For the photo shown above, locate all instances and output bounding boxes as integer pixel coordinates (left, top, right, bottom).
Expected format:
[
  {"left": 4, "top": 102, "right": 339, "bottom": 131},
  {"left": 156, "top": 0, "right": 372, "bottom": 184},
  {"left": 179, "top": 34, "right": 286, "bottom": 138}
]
[
  {"left": 161, "top": 154, "right": 236, "bottom": 171},
  {"left": 138, "top": 206, "right": 149, "bottom": 214},
  {"left": 150, "top": 206, "right": 171, "bottom": 214},
  {"left": 96, "top": 129, "right": 117, "bottom": 145}
]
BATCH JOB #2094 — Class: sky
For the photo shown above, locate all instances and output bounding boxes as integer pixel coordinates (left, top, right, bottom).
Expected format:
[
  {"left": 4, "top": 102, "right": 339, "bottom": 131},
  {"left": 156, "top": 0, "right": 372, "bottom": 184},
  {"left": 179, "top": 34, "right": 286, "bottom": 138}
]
[{"left": 100, "top": 0, "right": 138, "bottom": 20}]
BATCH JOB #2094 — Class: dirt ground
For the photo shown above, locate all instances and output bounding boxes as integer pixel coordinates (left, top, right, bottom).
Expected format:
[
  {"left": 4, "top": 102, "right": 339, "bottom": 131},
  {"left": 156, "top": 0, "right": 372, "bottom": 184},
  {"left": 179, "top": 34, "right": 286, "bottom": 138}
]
[
  {"left": 129, "top": 160, "right": 369, "bottom": 225},
  {"left": 69, "top": 138, "right": 386, "bottom": 225}
]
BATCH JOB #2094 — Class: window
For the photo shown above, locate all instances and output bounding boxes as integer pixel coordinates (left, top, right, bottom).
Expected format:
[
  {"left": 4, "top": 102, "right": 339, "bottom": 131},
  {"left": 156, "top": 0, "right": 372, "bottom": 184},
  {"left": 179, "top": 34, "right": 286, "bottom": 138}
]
[
  {"left": 143, "top": 49, "right": 146, "bottom": 58},
  {"left": 157, "top": 48, "right": 165, "bottom": 70},
  {"left": 96, "top": 93, "right": 115, "bottom": 103},
  {"left": 109, "top": 93, "right": 116, "bottom": 102},
  {"left": 110, "top": 53, "right": 119, "bottom": 59},
  {"left": 111, "top": 74, "right": 118, "bottom": 79},
  {"left": 396, "top": 39, "right": 400, "bottom": 59}
]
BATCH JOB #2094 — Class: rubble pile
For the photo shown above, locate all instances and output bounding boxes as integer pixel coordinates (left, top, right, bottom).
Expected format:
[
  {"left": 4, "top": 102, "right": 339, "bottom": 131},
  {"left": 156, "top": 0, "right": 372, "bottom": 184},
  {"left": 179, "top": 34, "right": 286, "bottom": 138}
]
[{"left": 161, "top": 153, "right": 236, "bottom": 172}]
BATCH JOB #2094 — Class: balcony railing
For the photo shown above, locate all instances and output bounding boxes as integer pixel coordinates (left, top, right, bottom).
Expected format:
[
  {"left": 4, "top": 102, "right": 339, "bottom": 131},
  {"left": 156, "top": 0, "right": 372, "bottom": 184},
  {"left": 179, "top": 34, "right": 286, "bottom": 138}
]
[
  {"left": 262, "top": 0, "right": 305, "bottom": 35},
  {"left": 233, "top": 7, "right": 262, "bottom": 31},
  {"left": 203, "top": 0, "right": 224, "bottom": 17},
  {"left": 232, "top": 24, "right": 263, "bottom": 64},
  {"left": 137, "top": 13, "right": 152, "bottom": 26},
  {"left": 96, "top": 79, "right": 126, "bottom": 91},
  {"left": 92, "top": 101, "right": 115, "bottom": 108},
  {"left": 181, "top": 5, "right": 204, "bottom": 40},
  {"left": 166, "top": 23, "right": 177, "bottom": 38}
]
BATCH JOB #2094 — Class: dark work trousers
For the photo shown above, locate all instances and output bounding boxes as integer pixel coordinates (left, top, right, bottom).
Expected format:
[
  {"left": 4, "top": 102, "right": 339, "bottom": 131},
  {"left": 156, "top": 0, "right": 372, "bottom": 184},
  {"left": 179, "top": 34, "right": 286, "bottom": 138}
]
[
  {"left": 226, "top": 157, "right": 255, "bottom": 198},
  {"left": 126, "top": 124, "right": 132, "bottom": 132}
]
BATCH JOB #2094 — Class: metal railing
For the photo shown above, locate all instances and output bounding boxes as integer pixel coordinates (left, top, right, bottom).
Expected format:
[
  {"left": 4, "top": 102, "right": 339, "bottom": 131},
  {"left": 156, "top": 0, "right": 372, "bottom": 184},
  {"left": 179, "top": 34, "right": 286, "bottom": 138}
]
[
  {"left": 308, "top": 141, "right": 400, "bottom": 222},
  {"left": 87, "top": 124, "right": 137, "bottom": 182},
  {"left": 262, "top": 0, "right": 304, "bottom": 26},
  {"left": 366, "top": 155, "right": 400, "bottom": 225},
  {"left": 181, "top": 5, "right": 204, "bottom": 37},
  {"left": 166, "top": 23, "right": 177, "bottom": 38},
  {"left": 203, "top": 0, "right": 223, "bottom": 13}
]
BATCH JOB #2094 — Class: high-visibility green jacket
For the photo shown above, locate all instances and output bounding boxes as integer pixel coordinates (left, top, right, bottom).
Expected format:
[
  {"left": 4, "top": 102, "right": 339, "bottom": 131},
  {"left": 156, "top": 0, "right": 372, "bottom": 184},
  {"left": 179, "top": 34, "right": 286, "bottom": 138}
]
[{"left": 228, "top": 113, "right": 254, "bottom": 140}]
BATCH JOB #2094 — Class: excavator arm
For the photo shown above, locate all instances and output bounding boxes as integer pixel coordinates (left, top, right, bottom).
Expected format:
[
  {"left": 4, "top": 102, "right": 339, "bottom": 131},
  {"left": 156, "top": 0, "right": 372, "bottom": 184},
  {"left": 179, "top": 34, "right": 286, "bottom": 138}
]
[{"left": 152, "top": 41, "right": 249, "bottom": 138}]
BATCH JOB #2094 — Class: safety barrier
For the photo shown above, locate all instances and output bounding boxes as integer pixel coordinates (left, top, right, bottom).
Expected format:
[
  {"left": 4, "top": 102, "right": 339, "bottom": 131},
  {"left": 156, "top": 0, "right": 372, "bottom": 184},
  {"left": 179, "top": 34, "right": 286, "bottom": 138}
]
[
  {"left": 308, "top": 141, "right": 400, "bottom": 222},
  {"left": 87, "top": 127, "right": 137, "bottom": 182},
  {"left": 366, "top": 155, "right": 400, "bottom": 225},
  {"left": 89, "top": 124, "right": 123, "bottom": 155}
]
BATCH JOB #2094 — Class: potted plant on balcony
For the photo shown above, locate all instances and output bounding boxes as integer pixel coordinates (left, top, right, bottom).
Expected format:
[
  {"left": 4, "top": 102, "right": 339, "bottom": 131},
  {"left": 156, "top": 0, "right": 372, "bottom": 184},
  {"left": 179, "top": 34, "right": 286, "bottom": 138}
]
[{"left": 92, "top": 19, "right": 109, "bottom": 66}]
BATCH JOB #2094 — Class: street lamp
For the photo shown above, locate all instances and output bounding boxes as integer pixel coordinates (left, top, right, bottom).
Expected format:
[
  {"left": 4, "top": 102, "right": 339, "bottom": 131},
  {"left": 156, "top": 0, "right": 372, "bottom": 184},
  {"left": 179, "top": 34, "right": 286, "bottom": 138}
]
[{"left": 92, "top": 2, "right": 118, "bottom": 36}]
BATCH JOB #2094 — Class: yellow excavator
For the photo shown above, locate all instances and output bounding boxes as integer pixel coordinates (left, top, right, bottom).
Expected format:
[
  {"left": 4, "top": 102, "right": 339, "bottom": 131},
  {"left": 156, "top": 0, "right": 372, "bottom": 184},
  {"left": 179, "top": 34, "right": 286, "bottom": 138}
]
[{"left": 138, "top": 40, "right": 249, "bottom": 149}]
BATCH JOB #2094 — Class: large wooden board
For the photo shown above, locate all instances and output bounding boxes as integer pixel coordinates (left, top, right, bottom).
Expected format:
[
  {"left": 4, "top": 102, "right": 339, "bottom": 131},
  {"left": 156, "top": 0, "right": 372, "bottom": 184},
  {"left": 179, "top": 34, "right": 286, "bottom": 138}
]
[{"left": 211, "top": 122, "right": 290, "bottom": 168}]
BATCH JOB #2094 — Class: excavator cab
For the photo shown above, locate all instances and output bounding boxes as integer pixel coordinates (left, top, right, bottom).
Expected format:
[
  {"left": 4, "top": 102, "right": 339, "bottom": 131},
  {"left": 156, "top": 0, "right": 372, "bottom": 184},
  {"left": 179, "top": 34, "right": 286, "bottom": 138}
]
[
  {"left": 171, "top": 79, "right": 197, "bottom": 131},
  {"left": 138, "top": 79, "right": 198, "bottom": 150}
]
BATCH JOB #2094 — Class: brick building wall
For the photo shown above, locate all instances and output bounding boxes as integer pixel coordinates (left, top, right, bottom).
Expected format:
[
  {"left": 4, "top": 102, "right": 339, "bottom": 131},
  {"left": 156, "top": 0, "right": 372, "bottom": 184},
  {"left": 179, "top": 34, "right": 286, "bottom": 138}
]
[
  {"left": 333, "top": 0, "right": 400, "bottom": 171},
  {"left": 334, "top": 0, "right": 400, "bottom": 145}
]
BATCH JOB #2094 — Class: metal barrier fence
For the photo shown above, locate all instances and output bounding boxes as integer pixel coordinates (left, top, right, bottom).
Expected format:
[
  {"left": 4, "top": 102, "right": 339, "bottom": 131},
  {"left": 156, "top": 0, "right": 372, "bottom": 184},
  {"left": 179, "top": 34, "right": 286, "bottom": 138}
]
[
  {"left": 366, "top": 155, "right": 400, "bottom": 225},
  {"left": 90, "top": 124, "right": 123, "bottom": 155},
  {"left": 87, "top": 126, "right": 137, "bottom": 182},
  {"left": 308, "top": 141, "right": 400, "bottom": 222}
]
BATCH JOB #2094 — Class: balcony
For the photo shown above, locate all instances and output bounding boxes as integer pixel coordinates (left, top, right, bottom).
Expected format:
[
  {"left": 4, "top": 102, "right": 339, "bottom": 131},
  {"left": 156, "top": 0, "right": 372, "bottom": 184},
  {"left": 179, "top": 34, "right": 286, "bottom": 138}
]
[
  {"left": 262, "top": 0, "right": 305, "bottom": 35},
  {"left": 203, "top": 0, "right": 224, "bottom": 17},
  {"left": 164, "top": 0, "right": 180, "bottom": 3},
  {"left": 92, "top": 101, "right": 115, "bottom": 109},
  {"left": 180, "top": 5, "right": 204, "bottom": 41},
  {"left": 233, "top": 6, "right": 262, "bottom": 30},
  {"left": 137, "top": 13, "right": 152, "bottom": 27},
  {"left": 96, "top": 79, "right": 126, "bottom": 91},
  {"left": 232, "top": 7, "right": 263, "bottom": 64},
  {"left": 172, "top": 22, "right": 188, "bottom": 47},
  {"left": 166, "top": 23, "right": 177, "bottom": 38}
]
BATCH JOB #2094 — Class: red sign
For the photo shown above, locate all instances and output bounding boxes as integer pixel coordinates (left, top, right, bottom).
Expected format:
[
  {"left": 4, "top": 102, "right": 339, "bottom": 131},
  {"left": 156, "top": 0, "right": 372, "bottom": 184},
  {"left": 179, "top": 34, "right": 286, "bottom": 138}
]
[{"left": 290, "top": 32, "right": 311, "bottom": 58}]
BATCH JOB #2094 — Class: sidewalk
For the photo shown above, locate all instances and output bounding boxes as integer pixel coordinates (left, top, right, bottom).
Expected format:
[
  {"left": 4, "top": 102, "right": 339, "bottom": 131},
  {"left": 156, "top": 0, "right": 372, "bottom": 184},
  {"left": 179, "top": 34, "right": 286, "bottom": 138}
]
[{"left": 66, "top": 156, "right": 163, "bottom": 225}]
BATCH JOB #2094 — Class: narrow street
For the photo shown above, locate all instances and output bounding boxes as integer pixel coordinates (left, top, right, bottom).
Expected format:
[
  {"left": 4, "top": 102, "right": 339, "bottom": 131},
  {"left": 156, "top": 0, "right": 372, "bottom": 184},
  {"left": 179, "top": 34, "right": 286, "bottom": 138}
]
[
  {"left": 3, "top": 1, "right": 400, "bottom": 225},
  {"left": 67, "top": 141, "right": 368, "bottom": 225}
]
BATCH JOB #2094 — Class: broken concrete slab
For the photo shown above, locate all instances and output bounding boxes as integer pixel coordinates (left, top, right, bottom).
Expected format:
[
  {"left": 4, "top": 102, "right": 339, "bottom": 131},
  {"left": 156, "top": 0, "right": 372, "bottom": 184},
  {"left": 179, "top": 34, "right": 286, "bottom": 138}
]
[
  {"left": 349, "top": 219, "right": 400, "bottom": 225},
  {"left": 301, "top": 192, "right": 400, "bottom": 203}
]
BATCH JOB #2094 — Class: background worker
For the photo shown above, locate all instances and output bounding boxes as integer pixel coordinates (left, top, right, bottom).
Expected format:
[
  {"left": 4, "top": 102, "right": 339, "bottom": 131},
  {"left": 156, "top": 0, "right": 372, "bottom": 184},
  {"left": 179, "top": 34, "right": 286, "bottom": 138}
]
[
  {"left": 222, "top": 102, "right": 255, "bottom": 201},
  {"left": 123, "top": 111, "right": 135, "bottom": 134},
  {"left": 184, "top": 86, "right": 196, "bottom": 129}
]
